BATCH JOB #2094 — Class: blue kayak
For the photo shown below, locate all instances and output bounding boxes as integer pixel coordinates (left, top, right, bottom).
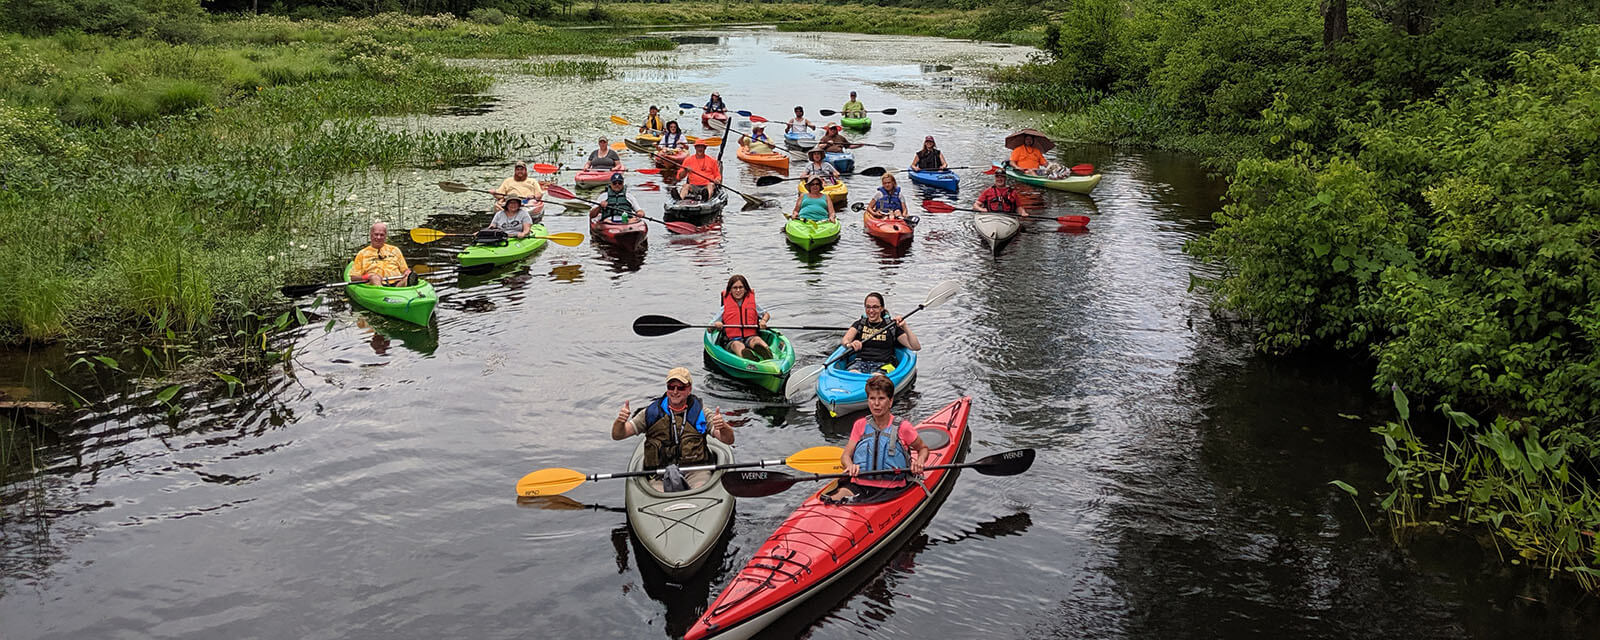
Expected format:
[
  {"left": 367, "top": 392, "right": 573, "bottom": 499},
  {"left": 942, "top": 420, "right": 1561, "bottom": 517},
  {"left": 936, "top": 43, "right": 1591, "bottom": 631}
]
[
  {"left": 908, "top": 169, "right": 959, "bottom": 191},
  {"left": 815, "top": 346, "right": 917, "bottom": 417},
  {"left": 823, "top": 151, "right": 855, "bottom": 174},
  {"left": 784, "top": 131, "right": 817, "bottom": 149}
]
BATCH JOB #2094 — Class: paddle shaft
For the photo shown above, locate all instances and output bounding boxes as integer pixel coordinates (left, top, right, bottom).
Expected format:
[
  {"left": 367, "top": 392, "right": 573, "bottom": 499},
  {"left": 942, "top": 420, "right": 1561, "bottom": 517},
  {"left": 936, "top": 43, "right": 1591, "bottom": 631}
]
[
  {"left": 585, "top": 455, "right": 811, "bottom": 482},
  {"left": 655, "top": 153, "right": 766, "bottom": 206}
]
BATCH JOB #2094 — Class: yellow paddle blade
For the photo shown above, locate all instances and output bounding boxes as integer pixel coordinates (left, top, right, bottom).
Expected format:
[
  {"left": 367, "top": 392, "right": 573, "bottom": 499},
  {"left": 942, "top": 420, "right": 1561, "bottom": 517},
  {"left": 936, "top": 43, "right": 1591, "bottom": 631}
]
[
  {"left": 609, "top": 115, "right": 631, "bottom": 126},
  {"left": 409, "top": 227, "right": 448, "bottom": 244},
  {"left": 516, "top": 468, "right": 589, "bottom": 497},
  {"left": 411, "top": 263, "right": 439, "bottom": 275},
  {"left": 691, "top": 136, "right": 723, "bottom": 147},
  {"left": 543, "top": 232, "right": 585, "bottom": 247},
  {"left": 611, "top": 141, "right": 628, "bottom": 150},
  {"left": 787, "top": 445, "right": 846, "bottom": 473}
]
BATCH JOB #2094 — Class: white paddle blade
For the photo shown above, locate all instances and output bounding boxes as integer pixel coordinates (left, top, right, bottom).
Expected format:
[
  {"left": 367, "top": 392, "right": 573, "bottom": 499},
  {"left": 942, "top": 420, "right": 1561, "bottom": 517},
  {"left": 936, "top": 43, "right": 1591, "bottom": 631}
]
[
  {"left": 922, "top": 280, "right": 961, "bottom": 308},
  {"left": 783, "top": 365, "right": 824, "bottom": 401}
]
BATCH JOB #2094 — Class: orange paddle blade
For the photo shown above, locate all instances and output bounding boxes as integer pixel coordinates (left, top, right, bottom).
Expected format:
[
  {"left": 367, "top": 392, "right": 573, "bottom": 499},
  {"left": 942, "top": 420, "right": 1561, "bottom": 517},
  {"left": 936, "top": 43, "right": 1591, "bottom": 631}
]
[
  {"left": 516, "top": 468, "right": 588, "bottom": 497},
  {"left": 532, "top": 163, "right": 560, "bottom": 174},
  {"left": 786, "top": 445, "right": 845, "bottom": 473}
]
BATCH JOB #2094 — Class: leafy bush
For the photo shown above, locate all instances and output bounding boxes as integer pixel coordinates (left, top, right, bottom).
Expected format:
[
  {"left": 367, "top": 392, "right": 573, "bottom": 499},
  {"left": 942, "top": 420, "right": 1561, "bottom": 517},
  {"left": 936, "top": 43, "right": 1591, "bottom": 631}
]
[{"left": 468, "top": 7, "right": 509, "bottom": 25}]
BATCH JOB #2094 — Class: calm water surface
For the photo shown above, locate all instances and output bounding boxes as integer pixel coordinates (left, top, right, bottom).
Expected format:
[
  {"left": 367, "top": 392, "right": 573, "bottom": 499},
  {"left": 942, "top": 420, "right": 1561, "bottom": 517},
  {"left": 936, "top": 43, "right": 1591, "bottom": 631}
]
[{"left": 1, "top": 28, "right": 1594, "bottom": 640}]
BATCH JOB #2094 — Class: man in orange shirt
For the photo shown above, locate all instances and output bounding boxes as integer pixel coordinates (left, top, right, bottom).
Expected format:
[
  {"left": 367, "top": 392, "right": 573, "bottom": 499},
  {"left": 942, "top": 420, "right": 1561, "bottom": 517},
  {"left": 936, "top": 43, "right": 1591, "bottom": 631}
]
[
  {"left": 1009, "top": 139, "right": 1063, "bottom": 177},
  {"left": 677, "top": 140, "right": 722, "bottom": 202}
]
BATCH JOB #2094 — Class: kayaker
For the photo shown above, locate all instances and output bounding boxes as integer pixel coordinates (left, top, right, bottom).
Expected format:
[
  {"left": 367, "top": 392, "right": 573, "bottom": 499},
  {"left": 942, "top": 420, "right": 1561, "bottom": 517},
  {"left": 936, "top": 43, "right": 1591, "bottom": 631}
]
[
  {"left": 703, "top": 92, "right": 727, "bottom": 115},
  {"left": 975, "top": 170, "right": 1030, "bottom": 218},
  {"left": 583, "top": 137, "right": 621, "bottom": 171},
  {"left": 709, "top": 274, "right": 774, "bottom": 360},
  {"left": 866, "top": 174, "right": 907, "bottom": 220},
  {"left": 801, "top": 149, "right": 841, "bottom": 185},
  {"left": 817, "top": 124, "right": 850, "bottom": 153},
  {"left": 596, "top": 173, "right": 645, "bottom": 223},
  {"left": 640, "top": 105, "right": 664, "bottom": 135},
  {"left": 676, "top": 140, "right": 722, "bottom": 202},
  {"left": 911, "top": 136, "right": 948, "bottom": 171},
  {"left": 611, "top": 367, "right": 733, "bottom": 491},
  {"left": 657, "top": 121, "right": 689, "bottom": 150},
  {"left": 494, "top": 161, "right": 546, "bottom": 213},
  {"left": 789, "top": 178, "right": 837, "bottom": 223},
  {"left": 839, "top": 292, "right": 921, "bottom": 373},
  {"left": 1008, "top": 137, "right": 1064, "bottom": 177},
  {"left": 480, "top": 196, "right": 532, "bottom": 241},
  {"left": 842, "top": 91, "right": 865, "bottom": 119},
  {"left": 823, "top": 374, "right": 930, "bottom": 504},
  {"left": 350, "top": 222, "right": 414, "bottom": 287},
  {"left": 786, "top": 106, "right": 813, "bottom": 134},
  {"left": 742, "top": 124, "right": 775, "bottom": 155}
]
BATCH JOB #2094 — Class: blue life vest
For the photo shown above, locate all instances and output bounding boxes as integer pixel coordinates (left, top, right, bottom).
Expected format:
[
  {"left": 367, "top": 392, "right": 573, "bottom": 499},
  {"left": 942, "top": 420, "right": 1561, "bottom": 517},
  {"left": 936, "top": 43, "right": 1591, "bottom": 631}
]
[
  {"left": 642, "top": 394, "right": 709, "bottom": 467},
  {"left": 873, "top": 186, "right": 904, "bottom": 212},
  {"left": 851, "top": 415, "right": 911, "bottom": 482}
]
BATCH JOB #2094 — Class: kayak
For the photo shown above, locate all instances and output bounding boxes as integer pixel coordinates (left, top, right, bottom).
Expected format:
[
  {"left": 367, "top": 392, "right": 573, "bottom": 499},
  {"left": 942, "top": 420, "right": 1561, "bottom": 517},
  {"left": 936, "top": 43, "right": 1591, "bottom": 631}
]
[
  {"left": 973, "top": 213, "right": 1021, "bottom": 254},
  {"left": 703, "top": 329, "right": 796, "bottom": 393},
  {"left": 702, "top": 111, "right": 730, "bottom": 129},
  {"left": 784, "top": 218, "right": 841, "bottom": 251},
  {"left": 1002, "top": 163, "right": 1103, "bottom": 194},
  {"left": 783, "top": 131, "right": 817, "bottom": 150},
  {"left": 815, "top": 345, "right": 916, "bottom": 417},
  {"left": 626, "top": 437, "right": 736, "bottom": 579},
  {"left": 839, "top": 115, "right": 871, "bottom": 131},
  {"left": 908, "top": 169, "right": 959, "bottom": 192},
  {"left": 664, "top": 189, "right": 729, "bottom": 221},
  {"left": 575, "top": 167, "right": 624, "bottom": 188},
  {"left": 654, "top": 147, "right": 690, "bottom": 167},
  {"left": 794, "top": 179, "right": 848, "bottom": 205},
  {"left": 637, "top": 132, "right": 661, "bottom": 145},
  {"left": 823, "top": 151, "right": 854, "bottom": 174},
  {"left": 736, "top": 146, "right": 789, "bottom": 171},
  {"left": 684, "top": 396, "right": 973, "bottom": 640},
  {"left": 589, "top": 208, "right": 648, "bottom": 246},
  {"left": 341, "top": 263, "right": 437, "bottom": 326},
  {"left": 457, "top": 223, "right": 549, "bottom": 267},
  {"left": 862, "top": 210, "right": 913, "bottom": 247}
]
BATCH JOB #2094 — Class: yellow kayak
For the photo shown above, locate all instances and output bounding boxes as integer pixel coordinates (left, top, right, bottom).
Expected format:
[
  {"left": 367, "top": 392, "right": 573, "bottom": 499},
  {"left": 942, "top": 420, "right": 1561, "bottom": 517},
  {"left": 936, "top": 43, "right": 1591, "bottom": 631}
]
[{"left": 796, "top": 180, "right": 848, "bottom": 205}]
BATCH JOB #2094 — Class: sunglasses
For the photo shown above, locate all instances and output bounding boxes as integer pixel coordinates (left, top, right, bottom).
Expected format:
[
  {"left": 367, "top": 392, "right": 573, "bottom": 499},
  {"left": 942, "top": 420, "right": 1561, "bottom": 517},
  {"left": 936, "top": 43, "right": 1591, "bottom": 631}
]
[{"left": 667, "top": 383, "right": 690, "bottom": 391}]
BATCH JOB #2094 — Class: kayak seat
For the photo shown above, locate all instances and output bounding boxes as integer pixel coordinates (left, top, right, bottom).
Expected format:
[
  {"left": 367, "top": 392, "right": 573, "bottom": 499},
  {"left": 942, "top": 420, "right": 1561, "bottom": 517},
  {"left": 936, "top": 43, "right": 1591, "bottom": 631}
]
[{"left": 917, "top": 427, "right": 950, "bottom": 450}]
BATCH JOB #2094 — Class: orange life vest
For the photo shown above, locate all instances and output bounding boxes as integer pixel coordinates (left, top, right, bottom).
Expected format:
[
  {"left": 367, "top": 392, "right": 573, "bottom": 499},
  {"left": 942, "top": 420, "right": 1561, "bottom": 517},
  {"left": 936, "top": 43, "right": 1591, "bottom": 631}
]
[{"left": 721, "top": 292, "right": 759, "bottom": 339}]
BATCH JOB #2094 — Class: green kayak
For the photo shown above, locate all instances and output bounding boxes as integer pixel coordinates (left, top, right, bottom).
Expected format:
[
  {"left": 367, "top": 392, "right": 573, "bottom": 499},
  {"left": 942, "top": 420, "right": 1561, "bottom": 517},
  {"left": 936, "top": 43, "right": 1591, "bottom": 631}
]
[
  {"left": 784, "top": 218, "right": 841, "bottom": 251},
  {"left": 840, "top": 115, "right": 871, "bottom": 130},
  {"left": 342, "top": 263, "right": 437, "bottom": 326},
  {"left": 626, "top": 437, "right": 736, "bottom": 578},
  {"left": 703, "top": 328, "right": 796, "bottom": 393},
  {"left": 457, "top": 223, "right": 549, "bottom": 267},
  {"left": 1003, "top": 163, "right": 1103, "bottom": 194}
]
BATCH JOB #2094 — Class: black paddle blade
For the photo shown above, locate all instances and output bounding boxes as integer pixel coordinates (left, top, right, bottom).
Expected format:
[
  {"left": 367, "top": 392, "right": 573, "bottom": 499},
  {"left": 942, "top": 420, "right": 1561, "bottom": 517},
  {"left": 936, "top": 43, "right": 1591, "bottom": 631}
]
[
  {"left": 850, "top": 202, "right": 866, "bottom": 211},
  {"left": 457, "top": 262, "right": 496, "bottom": 276},
  {"left": 858, "top": 166, "right": 887, "bottom": 177},
  {"left": 280, "top": 283, "right": 326, "bottom": 297},
  {"left": 633, "top": 314, "right": 692, "bottom": 336},
  {"left": 970, "top": 449, "right": 1035, "bottom": 476},
  {"left": 678, "top": 102, "right": 696, "bottom": 109},
  {"left": 755, "top": 175, "right": 786, "bottom": 187},
  {"left": 880, "top": 108, "right": 898, "bottom": 115},
  {"left": 721, "top": 469, "right": 802, "bottom": 498},
  {"left": 819, "top": 109, "right": 837, "bottom": 116}
]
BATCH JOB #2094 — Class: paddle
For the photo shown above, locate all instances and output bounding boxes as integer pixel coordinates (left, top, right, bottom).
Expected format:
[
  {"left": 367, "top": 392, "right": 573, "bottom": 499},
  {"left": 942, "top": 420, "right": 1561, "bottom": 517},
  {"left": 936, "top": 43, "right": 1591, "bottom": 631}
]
[
  {"left": 436, "top": 181, "right": 590, "bottom": 212},
  {"left": 280, "top": 263, "right": 492, "bottom": 297},
  {"left": 859, "top": 166, "right": 974, "bottom": 178},
  {"left": 721, "top": 448, "right": 1036, "bottom": 498},
  {"left": 919, "top": 200, "right": 1090, "bottom": 228},
  {"left": 727, "top": 129, "right": 806, "bottom": 158},
  {"left": 782, "top": 280, "right": 961, "bottom": 400},
  {"left": 514, "top": 445, "right": 846, "bottom": 497},
  {"left": 652, "top": 153, "right": 771, "bottom": 209},
  {"left": 851, "top": 201, "right": 919, "bottom": 225},
  {"left": 408, "top": 227, "right": 585, "bottom": 247},
  {"left": 818, "top": 108, "right": 898, "bottom": 116},
  {"left": 845, "top": 141, "right": 894, "bottom": 150},
  {"left": 543, "top": 184, "right": 702, "bottom": 234},
  {"left": 632, "top": 314, "right": 849, "bottom": 337}
]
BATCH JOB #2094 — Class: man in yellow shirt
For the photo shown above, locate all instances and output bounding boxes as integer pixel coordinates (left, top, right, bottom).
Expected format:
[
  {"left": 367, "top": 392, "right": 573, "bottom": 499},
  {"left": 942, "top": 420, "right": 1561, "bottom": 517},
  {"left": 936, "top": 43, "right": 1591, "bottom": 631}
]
[
  {"left": 350, "top": 222, "right": 413, "bottom": 286},
  {"left": 495, "top": 161, "right": 545, "bottom": 213},
  {"left": 842, "top": 91, "right": 865, "bottom": 119}
]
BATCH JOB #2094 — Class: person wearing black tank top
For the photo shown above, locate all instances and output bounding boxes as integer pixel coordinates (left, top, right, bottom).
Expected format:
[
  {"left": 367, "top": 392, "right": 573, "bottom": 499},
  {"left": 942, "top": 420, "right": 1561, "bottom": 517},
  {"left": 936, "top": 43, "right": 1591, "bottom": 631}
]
[
  {"left": 911, "top": 136, "right": 948, "bottom": 170},
  {"left": 840, "top": 292, "right": 922, "bottom": 373}
]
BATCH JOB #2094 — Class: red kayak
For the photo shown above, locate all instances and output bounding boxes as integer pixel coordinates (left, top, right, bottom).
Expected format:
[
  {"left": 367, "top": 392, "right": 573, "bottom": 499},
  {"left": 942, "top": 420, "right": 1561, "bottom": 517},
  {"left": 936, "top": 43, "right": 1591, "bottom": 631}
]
[
  {"left": 685, "top": 397, "right": 973, "bottom": 640},
  {"left": 575, "top": 167, "right": 623, "bottom": 188},
  {"left": 702, "top": 111, "right": 730, "bottom": 129},
  {"left": 863, "top": 210, "right": 914, "bottom": 247},
  {"left": 589, "top": 209, "right": 647, "bottom": 246}
]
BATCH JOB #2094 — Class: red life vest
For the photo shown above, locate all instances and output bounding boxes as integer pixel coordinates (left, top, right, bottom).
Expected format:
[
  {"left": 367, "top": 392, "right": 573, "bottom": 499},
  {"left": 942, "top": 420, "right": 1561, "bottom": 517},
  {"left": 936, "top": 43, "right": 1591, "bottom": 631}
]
[
  {"left": 721, "top": 291, "right": 759, "bottom": 339},
  {"left": 978, "top": 186, "right": 1018, "bottom": 213}
]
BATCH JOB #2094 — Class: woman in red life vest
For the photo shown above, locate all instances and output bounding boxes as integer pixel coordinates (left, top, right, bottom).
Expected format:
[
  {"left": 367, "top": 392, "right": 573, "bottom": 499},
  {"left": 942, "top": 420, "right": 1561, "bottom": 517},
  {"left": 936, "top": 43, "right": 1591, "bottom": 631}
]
[{"left": 709, "top": 275, "right": 774, "bottom": 360}]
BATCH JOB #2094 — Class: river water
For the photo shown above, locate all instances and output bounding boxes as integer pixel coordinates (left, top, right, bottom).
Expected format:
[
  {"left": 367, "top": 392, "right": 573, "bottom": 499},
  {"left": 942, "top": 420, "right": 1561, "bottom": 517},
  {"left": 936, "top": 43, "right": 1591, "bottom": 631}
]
[{"left": 1, "top": 28, "right": 1594, "bottom": 640}]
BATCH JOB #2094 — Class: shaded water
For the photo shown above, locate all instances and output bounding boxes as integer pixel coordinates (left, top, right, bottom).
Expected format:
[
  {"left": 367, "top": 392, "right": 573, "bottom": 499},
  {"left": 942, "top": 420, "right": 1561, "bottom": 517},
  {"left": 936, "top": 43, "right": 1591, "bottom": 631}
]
[{"left": 2, "top": 28, "right": 1595, "bottom": 640}]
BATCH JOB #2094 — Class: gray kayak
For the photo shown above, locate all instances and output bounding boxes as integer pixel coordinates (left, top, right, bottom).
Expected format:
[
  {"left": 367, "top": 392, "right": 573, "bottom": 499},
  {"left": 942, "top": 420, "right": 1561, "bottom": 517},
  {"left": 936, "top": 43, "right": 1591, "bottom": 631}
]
[
  {"left": 625, "top": 437, "right": 736, "bottom": 578},
  {"left": 663, "top": 189, "right": 729, "bottom": 220},
  {"left": 974, "top": 213, "right": 1021, "bottom": 254}
]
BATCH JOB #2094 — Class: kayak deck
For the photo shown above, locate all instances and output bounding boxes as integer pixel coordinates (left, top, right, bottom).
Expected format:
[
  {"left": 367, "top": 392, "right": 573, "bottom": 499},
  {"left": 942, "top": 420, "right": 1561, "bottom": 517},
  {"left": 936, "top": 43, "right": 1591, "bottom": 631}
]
[
  {"left": 341, "top": 262, "right": 437, "bottom": 326},
  {"left": 626, "top": 438, "right": 736, "bottom": 579},
  {"left": 784, "top": 218, "right": 842, "bottom": 252},
  {"left": 816, "top": 346, "right": 916, "bottom": 416},
  {"left": 457, "top": 223, "right": 549, "bottom": 266},
  {"left": 703, "top": 329, "right": 796, "bottom": 393}
]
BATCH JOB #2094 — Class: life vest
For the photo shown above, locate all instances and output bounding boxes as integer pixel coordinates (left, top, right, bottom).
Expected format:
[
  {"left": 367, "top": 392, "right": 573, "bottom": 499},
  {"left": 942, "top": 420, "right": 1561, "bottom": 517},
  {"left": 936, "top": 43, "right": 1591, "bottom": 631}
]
[
  {"left": 661, "top": 131, "right": 685, "bottom": 147},
  {"left": 602, "top": 187, "right": 633, "bottom": 219},
  {"left": 854, "top": 316, "right": 899, "bottom": 363},
  {"left": 804, "top": 162, "right": 837, "bottom": 183},
  {"left": 721, "top": 291, "right": 760, "bottom": 339},
  {"left": 851, "top": 414, "right": 912, "bottom": 483},
  {"left": 873, "top": 186, "right": 904, "bottom": 213},
  {"left": 915, "top": 148, "right": 942, "bottom": 170},
  {"left": 642, "top": 394, "right": 709, "bottom": 468},
  {"left": 645, "top": 113, "right": 664, "bottom": 131},
  {"left": 978, "top": 186, "right": 1018, "bottom": 213}
]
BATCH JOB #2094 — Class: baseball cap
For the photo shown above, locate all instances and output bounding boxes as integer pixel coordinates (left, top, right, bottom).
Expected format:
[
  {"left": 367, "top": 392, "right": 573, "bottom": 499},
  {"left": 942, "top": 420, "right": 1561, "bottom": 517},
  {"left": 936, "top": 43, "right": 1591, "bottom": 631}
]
[{"left": 666, "top": 367, "right": 693, "bottom": 385}]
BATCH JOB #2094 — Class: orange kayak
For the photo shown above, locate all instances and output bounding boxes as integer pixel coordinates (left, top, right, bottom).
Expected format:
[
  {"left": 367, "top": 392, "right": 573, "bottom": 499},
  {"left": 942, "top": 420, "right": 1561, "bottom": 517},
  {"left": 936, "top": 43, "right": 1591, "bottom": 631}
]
[
  {"left": 863, "top": 210, "right": 913, "bottom": 247},
  {"left": 736, "top": 146, "right": 789, "bottom": 171}
]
